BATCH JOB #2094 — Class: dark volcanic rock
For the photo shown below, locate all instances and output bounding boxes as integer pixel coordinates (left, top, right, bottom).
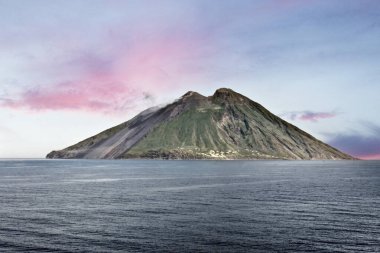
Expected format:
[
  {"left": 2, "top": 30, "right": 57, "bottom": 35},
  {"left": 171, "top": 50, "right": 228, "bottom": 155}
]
[{"left": 47, "top": 88, "right": 355, "bottom": 160}]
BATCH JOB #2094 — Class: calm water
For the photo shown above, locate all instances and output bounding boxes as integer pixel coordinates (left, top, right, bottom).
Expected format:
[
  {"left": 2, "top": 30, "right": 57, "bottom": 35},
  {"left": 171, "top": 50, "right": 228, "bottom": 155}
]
[{"left": 0, "top": 160, "right": 379, "bottom": 252}]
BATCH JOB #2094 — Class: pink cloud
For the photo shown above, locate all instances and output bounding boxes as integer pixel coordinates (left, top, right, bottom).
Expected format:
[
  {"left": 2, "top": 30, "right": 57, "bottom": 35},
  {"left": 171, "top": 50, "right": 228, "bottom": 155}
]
[
  {"left": 1, "top": 25, "right": 210, "bottom": 113},
  {"left": 3, "top": 81, "right": 139, "bottom": 112},
  {"left": 286, "top": 111, "right": 337, "bottom": 122},
  {"left": 299, "top": 112, "right": 337, "bottom": 121},
  {"left": 357, "top": 153, "right": 380, "bottom": 160}
]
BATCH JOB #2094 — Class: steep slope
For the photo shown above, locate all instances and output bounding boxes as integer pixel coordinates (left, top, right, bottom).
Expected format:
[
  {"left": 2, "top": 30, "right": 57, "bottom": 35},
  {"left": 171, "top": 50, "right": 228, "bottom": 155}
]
[
  {"left": 46, "top": 91, "right": 208, "bottom": 159},
  {"left": 47, "top": 88, "right": 355, "bottom": 160}
]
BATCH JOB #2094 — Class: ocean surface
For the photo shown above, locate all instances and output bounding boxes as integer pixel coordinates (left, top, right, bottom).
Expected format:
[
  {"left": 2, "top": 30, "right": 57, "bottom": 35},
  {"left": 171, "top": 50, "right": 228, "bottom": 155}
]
[{"left": 0, "top": 160, "right": 379, "bottom": 252}]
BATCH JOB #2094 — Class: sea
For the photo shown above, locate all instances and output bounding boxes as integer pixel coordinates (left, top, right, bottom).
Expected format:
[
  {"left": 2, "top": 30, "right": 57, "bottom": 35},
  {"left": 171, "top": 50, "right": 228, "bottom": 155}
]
[{"left": 0, "top": 160, "right": 379, "bottom": 252}]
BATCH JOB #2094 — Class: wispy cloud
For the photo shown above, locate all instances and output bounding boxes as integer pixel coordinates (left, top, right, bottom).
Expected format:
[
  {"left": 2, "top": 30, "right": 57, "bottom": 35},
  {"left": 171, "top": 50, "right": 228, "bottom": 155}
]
[
  {"left": 2, "top": 81, "right": 144, "bottom": 112},
  {"left": 282, "top": 111, "right": 337, "bottom": 122},
  {"left": 0, "top": 17, "right": 211, "bottom": 113}
]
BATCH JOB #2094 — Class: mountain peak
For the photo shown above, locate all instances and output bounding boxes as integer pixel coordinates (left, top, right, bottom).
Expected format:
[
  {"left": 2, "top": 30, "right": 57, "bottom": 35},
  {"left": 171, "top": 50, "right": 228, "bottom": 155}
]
[
  {"left": 180, "top": 91, "right": 206, "bottom": 106},
  {"left": 212, "top": 88, "right": 246, "bottom": 103},
  {"left": 215, "top": 87, "right": 235, "bottom": 93},
  {"left": 182, "top": 91, "right": 203, "bottom": 98}
]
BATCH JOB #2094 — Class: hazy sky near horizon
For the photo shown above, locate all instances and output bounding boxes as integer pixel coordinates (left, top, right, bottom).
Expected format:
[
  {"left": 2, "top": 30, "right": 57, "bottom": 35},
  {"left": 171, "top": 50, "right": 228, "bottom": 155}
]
[{"left": 1, "top": 0, "right": 380, "bottom": 159}]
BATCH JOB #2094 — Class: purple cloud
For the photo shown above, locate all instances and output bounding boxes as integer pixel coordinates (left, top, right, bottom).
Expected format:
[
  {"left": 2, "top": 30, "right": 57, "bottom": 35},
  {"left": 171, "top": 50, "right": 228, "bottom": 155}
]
[
  {"left": 283, "top": 111, "right": 337, "bottom": 122},
  {"left": 327, "top": 122, "right": 380, "bottom": 160}
]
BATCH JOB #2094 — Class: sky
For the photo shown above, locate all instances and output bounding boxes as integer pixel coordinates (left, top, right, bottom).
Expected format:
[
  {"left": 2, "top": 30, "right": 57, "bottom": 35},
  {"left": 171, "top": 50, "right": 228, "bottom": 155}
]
[{"left": 0, "top": 0, "right": 379, "bottom": 159}]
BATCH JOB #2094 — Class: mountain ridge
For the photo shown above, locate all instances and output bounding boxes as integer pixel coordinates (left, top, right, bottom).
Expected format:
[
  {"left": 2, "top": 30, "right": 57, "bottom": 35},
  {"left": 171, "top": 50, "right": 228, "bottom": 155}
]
[{"left": 47, "top": 88, "right": 355, "bottom": 160}]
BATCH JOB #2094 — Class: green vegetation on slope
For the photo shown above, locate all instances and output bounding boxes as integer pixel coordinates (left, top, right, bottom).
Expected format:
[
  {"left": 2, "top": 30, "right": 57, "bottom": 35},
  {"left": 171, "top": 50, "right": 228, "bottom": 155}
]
[{"left": 126, "top": 107, "right": 228, "bottom": 155}]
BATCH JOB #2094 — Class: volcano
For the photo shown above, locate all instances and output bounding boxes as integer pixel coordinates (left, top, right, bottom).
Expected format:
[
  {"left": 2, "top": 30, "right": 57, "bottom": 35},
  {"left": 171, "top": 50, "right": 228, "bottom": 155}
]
[{"left": 47, "top": 88, "right": 354, "bottom": 160}]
